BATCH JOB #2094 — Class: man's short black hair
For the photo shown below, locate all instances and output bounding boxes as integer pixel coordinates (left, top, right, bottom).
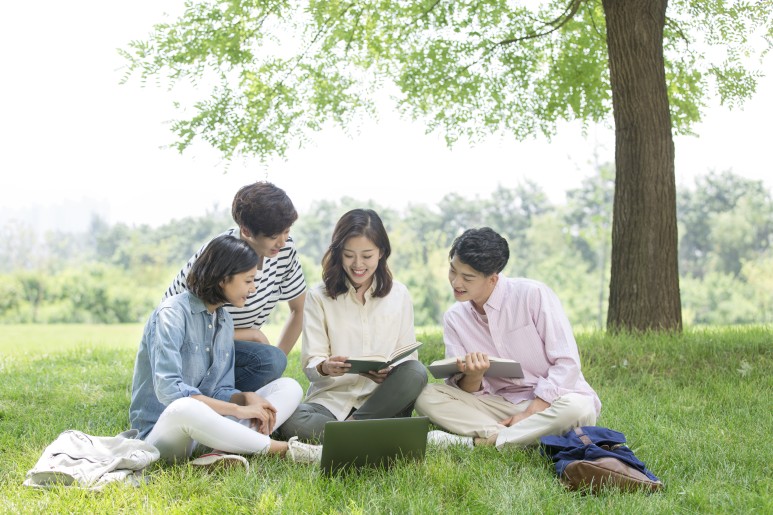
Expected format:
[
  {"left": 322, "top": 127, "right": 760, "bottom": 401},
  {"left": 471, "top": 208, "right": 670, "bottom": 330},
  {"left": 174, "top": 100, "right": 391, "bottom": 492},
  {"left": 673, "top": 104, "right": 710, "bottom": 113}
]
[
  {"left": 449, "top": 227, "right": 509, "bottom": 276},
  {"left": 232, "top": 181, "right": 298, "bottom": 237}
]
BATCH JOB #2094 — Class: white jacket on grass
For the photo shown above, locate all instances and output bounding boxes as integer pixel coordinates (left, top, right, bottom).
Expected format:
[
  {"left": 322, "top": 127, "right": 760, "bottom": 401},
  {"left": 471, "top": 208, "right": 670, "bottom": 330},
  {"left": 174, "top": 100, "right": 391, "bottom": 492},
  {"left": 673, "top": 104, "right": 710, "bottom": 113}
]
[{"left": 23, "top": 429, "right": 160, "bottom": 490}]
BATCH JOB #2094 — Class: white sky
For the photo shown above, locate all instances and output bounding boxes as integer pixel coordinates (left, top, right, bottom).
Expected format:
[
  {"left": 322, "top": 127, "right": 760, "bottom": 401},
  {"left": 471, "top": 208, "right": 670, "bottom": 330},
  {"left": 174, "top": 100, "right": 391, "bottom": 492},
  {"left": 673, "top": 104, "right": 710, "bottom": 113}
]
[{"left": 1, "top": 1, "right": 771, "bottom": 232}]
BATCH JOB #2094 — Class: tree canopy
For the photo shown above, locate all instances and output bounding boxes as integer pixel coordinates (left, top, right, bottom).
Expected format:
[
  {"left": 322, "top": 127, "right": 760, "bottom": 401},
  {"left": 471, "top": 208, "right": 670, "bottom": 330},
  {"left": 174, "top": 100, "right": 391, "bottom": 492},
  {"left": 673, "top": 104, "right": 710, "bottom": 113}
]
[
  {"left": 122, "top": 0, "right": 769, "bottom": 159},
  {"left": 121, "top": 0, "right": 772, "bottom": 331}
]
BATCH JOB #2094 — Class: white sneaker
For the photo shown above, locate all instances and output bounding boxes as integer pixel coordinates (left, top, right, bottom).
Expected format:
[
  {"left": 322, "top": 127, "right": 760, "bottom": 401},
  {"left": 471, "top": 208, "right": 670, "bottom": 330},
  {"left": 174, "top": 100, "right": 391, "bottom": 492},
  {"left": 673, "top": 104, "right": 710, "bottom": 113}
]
[
  {"left": 427, "top": 430, "right": 474, "bottom": 449},
  {"left": 287, "top": 437, "right": 323, "bottom": 463},
  {"left": 190, "top": 452, "right": 249, "bottom": 471}
]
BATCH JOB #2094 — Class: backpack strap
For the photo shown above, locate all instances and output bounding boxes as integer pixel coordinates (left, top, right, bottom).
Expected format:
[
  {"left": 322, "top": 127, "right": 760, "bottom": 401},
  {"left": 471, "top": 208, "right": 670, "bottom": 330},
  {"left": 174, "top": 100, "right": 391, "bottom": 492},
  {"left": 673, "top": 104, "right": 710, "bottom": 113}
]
[{"left": 573, "top": 426, "right": 593, "bottom": 446}]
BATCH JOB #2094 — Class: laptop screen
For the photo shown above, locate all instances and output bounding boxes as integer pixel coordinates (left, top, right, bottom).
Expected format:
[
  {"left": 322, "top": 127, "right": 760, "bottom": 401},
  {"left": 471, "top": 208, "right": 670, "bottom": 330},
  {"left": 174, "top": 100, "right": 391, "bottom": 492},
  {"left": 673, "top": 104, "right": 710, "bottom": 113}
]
[{"left": 320, "top": 417, "right": 429, "bottom": 474}]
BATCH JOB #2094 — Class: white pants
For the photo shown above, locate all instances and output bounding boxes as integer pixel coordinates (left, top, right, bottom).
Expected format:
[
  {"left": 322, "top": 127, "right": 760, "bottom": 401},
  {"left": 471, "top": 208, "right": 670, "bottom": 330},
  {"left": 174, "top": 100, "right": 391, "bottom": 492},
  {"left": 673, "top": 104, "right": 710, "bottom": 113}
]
[
  {"left": 415, "top": 383, "right": 597, "bottom": 449},
  {"left": 145, "top": 377, "right": 303, "bottom": 462}
]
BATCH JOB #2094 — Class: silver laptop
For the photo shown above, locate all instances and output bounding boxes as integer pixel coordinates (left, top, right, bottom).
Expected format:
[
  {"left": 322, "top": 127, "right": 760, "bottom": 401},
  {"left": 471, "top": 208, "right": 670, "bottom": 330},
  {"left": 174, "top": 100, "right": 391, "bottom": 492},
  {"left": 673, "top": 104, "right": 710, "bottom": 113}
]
[{"left": 320, "top": 417, "right": 430, "bottom": 475}]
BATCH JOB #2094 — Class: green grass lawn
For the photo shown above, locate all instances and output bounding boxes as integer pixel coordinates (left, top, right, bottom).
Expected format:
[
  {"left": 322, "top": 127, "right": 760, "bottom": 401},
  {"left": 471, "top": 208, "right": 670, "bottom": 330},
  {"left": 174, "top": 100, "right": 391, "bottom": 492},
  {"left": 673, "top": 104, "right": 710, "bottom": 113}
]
[{"left": 1, "top": 324, "right": 771, "bottom": 514}]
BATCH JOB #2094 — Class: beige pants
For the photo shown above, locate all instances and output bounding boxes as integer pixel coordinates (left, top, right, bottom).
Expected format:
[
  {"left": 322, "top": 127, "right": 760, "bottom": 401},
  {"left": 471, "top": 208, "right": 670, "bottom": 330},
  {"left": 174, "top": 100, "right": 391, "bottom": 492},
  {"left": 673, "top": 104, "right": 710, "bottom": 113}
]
[{"left": 415, "top": 383, "right": 597, "bottom": 449}]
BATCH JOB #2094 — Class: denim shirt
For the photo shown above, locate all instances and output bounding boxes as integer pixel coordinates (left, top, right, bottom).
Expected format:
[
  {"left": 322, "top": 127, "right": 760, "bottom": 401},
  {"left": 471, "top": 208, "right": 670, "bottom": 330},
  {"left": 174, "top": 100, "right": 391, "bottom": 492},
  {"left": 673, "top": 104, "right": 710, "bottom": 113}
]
[{"left": 129, "top": 291, "right": 240, "bottom": 438}]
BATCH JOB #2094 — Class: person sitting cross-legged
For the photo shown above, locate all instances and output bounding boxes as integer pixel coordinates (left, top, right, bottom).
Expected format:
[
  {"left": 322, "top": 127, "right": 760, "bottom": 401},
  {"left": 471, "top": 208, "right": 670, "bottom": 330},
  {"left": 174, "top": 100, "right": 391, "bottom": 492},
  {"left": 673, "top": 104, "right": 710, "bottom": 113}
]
[
  {"left": 278, "top": 209, "right": 428, "bottom": 444},
  {"left": 130, "top": 235, "right": 320, "bottom": 467},
  {"left": 416, "top": 227, "right": 601, "bottom": 450}
]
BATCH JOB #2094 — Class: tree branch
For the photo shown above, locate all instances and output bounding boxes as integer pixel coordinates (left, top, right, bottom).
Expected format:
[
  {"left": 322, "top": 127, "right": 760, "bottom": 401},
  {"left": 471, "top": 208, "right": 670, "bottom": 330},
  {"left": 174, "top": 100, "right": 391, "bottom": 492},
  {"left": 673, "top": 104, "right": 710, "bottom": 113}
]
[
  {"left": 280, "top": 3, "right": 357, "bottom": 84},
  {"left": 496, "top": 0, "right": 585, "bottom": 47},
  {"left": 414, "top": 0, "right": 443, "bottom": 22},
  {"left": 456, "top": 0, "right": 586, "bottom": 74},
  {"left": 585, "top": 0, "right": 603, "bottom": 39},
  {"left": 665, "top": 17, "right": 691, "bottom": 48},
  {"left": 345, "top": 7, "right": 365, "bottom": 54}
]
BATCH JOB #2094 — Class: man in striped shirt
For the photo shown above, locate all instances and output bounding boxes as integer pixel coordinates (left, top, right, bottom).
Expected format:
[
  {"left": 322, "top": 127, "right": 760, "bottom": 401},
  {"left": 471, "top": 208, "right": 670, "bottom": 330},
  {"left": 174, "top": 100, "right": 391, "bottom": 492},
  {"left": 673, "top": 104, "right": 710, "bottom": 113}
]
[
  {"left": 164, "top": 182, "right": 307, "bottom": 392},
  {"left": 416, "top": 227, "right": 600, "bottom": 450}
]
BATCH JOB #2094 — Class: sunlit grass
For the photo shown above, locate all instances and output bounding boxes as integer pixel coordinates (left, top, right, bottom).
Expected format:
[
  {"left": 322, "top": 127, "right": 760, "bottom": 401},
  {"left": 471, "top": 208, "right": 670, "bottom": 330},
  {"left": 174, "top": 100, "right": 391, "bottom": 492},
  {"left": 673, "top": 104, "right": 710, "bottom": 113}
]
[{"left": 1, "top": 324, "right": 771, "bottom": 513}]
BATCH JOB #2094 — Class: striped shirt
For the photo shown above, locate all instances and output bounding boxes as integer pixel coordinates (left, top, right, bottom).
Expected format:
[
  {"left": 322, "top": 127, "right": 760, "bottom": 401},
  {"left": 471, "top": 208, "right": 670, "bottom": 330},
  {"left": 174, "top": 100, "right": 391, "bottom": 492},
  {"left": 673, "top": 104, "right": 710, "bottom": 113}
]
[
  {"left": 443, "top": 275, "right": 601, "bottom": 416},
  {"left": 164, "top": 228, "right": 307, "bottom": 329}
]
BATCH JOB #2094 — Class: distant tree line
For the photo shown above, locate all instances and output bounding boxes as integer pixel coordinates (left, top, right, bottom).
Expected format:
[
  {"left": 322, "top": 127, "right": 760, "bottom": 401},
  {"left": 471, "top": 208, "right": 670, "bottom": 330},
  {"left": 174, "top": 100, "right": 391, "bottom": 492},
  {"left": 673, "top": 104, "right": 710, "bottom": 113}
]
[{"left": 1, "top": 169, "right": 771, "bottom": 327}]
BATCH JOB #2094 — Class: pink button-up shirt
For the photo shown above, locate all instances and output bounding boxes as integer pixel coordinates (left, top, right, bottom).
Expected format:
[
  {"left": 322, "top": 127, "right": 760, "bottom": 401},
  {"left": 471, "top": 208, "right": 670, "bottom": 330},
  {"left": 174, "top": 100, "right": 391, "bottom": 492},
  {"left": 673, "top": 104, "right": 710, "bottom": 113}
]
[{"left": 444, "top": 275, "right": 601, "bottom": 416}]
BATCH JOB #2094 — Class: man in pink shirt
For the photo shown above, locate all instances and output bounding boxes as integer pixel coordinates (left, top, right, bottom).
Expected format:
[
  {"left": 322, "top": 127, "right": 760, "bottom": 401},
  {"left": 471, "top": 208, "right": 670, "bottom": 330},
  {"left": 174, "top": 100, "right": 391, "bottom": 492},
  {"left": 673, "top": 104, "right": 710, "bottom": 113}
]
[{"left": 415, "top": 227, "right": 600, "bottom": 449}]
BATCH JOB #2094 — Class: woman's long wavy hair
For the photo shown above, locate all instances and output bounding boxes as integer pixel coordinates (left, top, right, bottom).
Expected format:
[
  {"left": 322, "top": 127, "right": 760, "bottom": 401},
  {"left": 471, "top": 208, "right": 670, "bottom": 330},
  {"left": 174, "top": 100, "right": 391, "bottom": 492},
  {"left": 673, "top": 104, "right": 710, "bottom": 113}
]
[
  {"left": 322, "top": 209, "right": 393, "bottom": 299},
  {"left": 187, "top": 235, "right": 259, "bottom": 305}
]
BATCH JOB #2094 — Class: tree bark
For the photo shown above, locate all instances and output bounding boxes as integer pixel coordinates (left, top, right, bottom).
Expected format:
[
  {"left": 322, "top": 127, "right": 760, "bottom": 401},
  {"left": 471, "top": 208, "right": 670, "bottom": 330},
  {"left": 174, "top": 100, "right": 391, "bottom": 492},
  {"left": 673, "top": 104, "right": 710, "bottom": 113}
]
[{"left": 602, "top": 0, "right": 682, "bottom": 331}]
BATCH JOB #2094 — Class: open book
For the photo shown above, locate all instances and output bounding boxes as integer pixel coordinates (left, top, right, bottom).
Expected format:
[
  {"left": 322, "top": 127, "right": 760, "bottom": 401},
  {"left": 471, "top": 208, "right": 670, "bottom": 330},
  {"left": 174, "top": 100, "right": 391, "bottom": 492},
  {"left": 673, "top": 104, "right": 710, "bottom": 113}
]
[
  {"left": 344, "top": 342, "right": 423, "bottom": 374},
  {"left": 427, "top": 356, "right": 524, "bottom": 379}
]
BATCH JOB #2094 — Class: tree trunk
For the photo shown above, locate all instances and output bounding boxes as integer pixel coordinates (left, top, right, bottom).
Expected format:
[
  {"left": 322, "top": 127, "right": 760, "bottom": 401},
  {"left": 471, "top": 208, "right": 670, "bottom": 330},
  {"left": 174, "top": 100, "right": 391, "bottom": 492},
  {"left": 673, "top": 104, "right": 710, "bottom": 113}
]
[{"left": 602, "top": 0, "right": 682, "bottom": 331}]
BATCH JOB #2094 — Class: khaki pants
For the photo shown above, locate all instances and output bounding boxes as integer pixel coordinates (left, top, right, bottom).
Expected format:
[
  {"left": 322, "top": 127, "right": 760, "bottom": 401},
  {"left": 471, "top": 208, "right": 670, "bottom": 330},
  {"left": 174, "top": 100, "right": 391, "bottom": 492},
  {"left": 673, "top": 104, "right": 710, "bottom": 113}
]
[{"left": 415, "top": 383, "right": 597, "bottom": 449}]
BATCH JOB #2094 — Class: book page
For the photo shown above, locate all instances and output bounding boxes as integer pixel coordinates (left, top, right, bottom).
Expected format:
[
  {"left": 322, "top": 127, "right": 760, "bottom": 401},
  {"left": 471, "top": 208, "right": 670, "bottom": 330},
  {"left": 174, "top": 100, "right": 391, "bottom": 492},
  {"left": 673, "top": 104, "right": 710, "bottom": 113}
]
[
  {"left": 383, "top": 341, "right": 421, "bottom": 360},
  {"left": 344, "top": 342, "right": 423, "bottom": 373},
  {"left": 345, "top": 342, "right": 422, "bottom": 363}
]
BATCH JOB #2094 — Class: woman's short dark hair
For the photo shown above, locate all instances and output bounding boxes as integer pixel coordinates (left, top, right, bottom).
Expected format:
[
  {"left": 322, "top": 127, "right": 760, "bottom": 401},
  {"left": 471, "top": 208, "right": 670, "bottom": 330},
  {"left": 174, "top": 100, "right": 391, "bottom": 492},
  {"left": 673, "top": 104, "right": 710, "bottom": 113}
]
[
  {"left": 449, "top": 228, "right": 509, "bottom": 276},
  {"left": 322, "top": 209, "right": 393, "bottom": 299},
  {"left": 232, "top": 181, "right": 298, "bottom": 237},
  {"left": 187, "top": 235, "right": 259, "bottom": 305}
]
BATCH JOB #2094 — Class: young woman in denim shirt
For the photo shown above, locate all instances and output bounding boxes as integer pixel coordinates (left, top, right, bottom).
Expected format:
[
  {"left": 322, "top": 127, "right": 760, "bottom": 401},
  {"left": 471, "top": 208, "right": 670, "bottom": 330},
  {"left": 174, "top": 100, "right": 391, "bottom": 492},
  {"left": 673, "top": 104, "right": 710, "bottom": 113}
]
[{"left": 129, "top": 235, "right": 320, "bottom": 466}]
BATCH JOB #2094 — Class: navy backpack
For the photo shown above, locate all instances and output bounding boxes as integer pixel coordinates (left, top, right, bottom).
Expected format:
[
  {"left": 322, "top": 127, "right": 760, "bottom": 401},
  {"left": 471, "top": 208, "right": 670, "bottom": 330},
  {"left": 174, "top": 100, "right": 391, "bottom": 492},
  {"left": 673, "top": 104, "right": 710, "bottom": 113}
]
[{"left": 540, "top": 426, "right": 663, "bottom": 494}]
